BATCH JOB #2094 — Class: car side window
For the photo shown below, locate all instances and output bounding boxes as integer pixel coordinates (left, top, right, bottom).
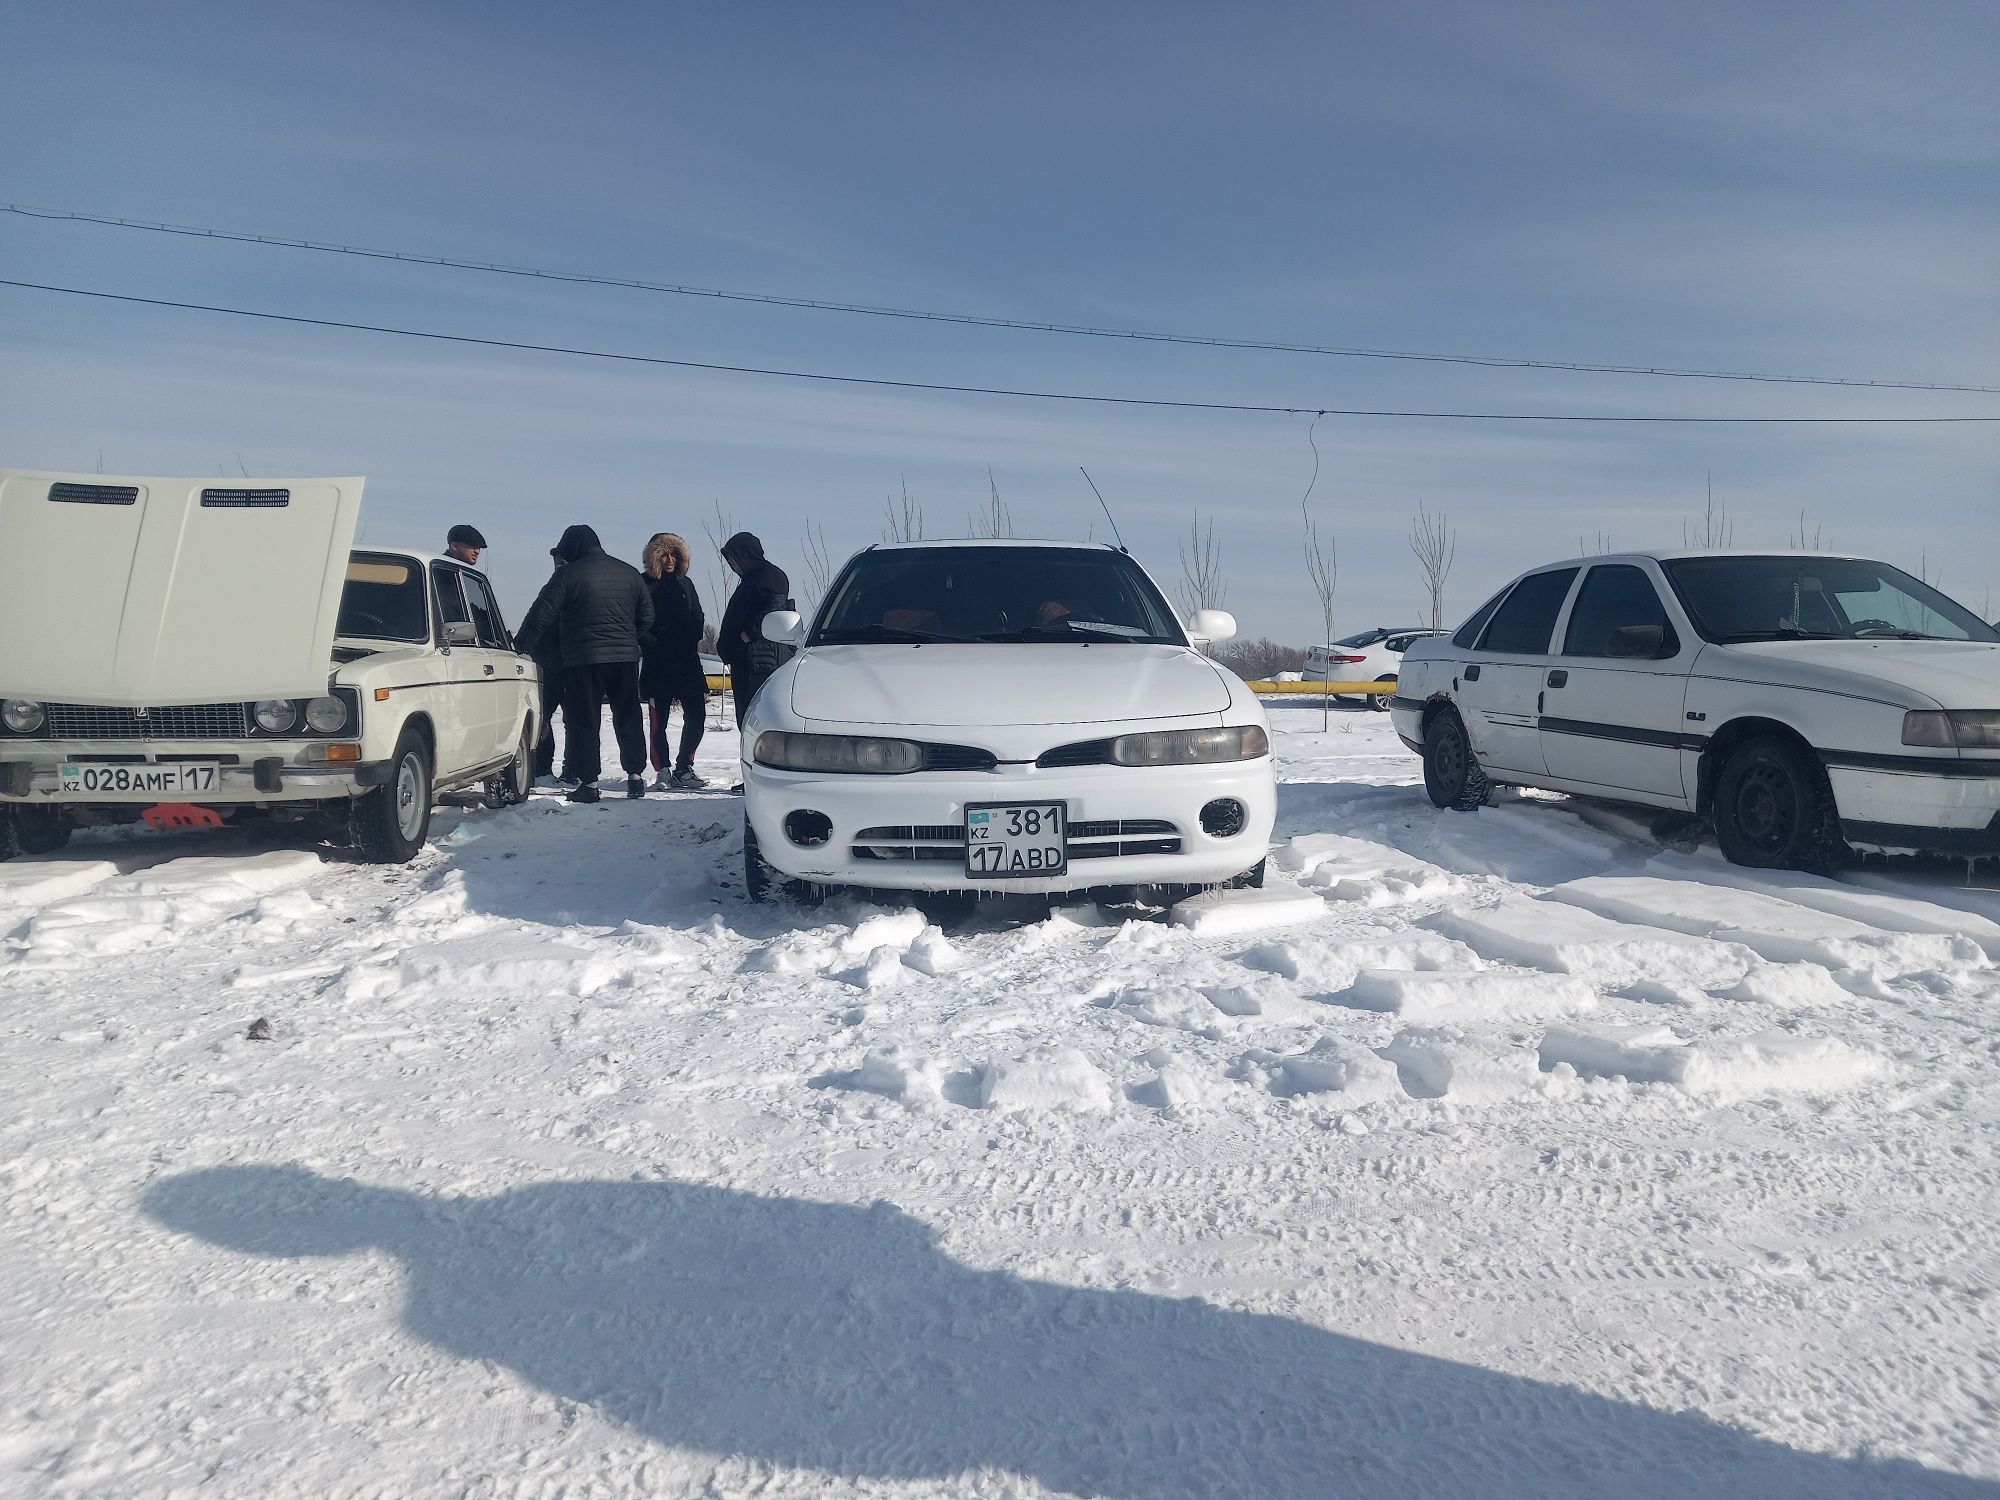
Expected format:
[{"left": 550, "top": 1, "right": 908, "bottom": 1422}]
[
  {"left": 432, "top": 564, "right": 471, "bottom": 638},
  {"left": 1452, "top": 589, "right": 1509, "bottom": 649},
  {"left": 1562, "top": 564, "right": 1678, "bottom": 658},
  {"left": 1477, "top": 568, "right": 1579, "bottom": 655},
  {"left": 459, "top": 570, "right": 509, "bottom": 649}
]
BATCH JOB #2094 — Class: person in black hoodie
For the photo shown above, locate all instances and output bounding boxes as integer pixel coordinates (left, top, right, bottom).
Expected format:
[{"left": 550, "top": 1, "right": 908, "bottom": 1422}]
[
  {"left": 716, "top": 531, "right": 793, "bottom": 736},
  {"left": 639, "top": 532, "right": 708, "bottom": 790},
  {"left": 516, "top": 525, "right": 654, "bottom": 803}
]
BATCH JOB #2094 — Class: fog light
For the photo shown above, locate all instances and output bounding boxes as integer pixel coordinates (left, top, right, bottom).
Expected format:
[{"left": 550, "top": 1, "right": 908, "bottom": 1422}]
[
  {"left": 1200, "top": 798, "right": 1247, "bottom": 837},
  {"left": 785, "top": 809, "right": 833, "bottom": 847}
]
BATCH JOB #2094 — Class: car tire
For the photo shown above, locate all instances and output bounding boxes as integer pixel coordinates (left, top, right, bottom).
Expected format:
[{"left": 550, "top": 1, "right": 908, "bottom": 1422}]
[
  {"left": 0, "top": 809, "right": 16, "bottom": 862},
  {"left": 1368, "top": 680, "right": 1394, "bottom": 712},
  {"left": 1713, "top": 735, "right": 1843, "bottom": 873},
  {"left": 354, "top": 729, "right": 433, "bottom": 864},
  {"left": 10, "top": 804, "right": 71, "bottom": 855},
  {"left": 1226, "top": 857, "right": 1267, "bottom": 889},
  {"left": 1423, "top": 707, "right": 1490, "bottom": 812},
  {"left": 488, "top": 723, "right": 533, "bottom": 808}
]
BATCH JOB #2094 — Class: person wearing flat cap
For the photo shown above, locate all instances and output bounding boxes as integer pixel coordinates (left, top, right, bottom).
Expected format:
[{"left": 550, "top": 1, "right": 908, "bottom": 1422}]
[{"left": 446, "top": 525, "right": 487, "bottom": 565}]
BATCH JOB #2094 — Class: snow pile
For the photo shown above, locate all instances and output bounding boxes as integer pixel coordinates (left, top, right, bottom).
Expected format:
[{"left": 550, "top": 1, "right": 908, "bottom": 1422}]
[
  {"left": 1277, "top": 832, "right": 1464, "bottom": 906},
  {"left": 1234, "top": 1037, "right": 1404, "bottom": 1102},
  {"left": 1329, "top": 968, "right": 1598, "bottom": 1023},
  {"left": 1169, "top": 880, "right": 1324, "bottom": 935},
  {"left": 978, "top": 1048, "right": 1114, "bottom": 1112},
  {"left": 1427, "top": 896, "right": 1753, "bottom": 991},
  {"left": 1540, "top": 1025, "right": 1887, "bottom": 1100},
  {"left": 1379, "top": 1030, "right": 1546, "bottom": 1105}
]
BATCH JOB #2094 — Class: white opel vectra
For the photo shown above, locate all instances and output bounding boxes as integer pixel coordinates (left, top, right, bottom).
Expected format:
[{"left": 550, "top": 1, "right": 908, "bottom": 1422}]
[{"left": 739, "top": 540, "right": 1276, "bottom": 901}]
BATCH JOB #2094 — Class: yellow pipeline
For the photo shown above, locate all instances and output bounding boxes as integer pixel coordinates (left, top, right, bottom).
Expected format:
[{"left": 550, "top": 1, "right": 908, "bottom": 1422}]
[{"left": 1246, "top": 679, "right": 1397, "bottom": 695}]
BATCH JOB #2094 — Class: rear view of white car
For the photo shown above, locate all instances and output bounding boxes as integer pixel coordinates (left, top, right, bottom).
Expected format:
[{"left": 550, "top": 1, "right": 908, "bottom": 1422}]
[
  {"left": 1304, "top": 627, "right": 1446, "bottom": 708},
  {"left": 739, "top": 541, "right": 1276, "bottom": 901}
]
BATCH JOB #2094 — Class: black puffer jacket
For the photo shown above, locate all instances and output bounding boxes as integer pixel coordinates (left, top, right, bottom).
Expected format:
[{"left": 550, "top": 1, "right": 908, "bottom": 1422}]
[
  {"left": 640, "top": 572, "right": 706, "bottom": 697},
  {"left": 716, "top": 532, "right": 793, "bottom": 674},
  {"left": 516, "top": 525, "right": 655, "bottom": 668}
]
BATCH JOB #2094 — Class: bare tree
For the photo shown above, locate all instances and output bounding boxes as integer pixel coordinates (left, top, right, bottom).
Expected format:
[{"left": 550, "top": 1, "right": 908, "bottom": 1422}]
[
  {"left": 969, "top": 469, "right": 1014, "bottom": 538},
  {"left": 700, "top": 500, "right": 739, "bottom": 630},
  {"left": 882, "top": 479, "right": 924, "bottom": 542},
  {"left": 1683, "top": 473, "right": 1733, "bottom": 548},
  {"left": 799, "top": 520, "right": 834, "bottom": 615},
  {"left": 1178, "top": 509, "right": 1227, "bottom": 626},
  {"left": 1918, "top": 550, "right": 1941, "bottom": 589},
  {"left": 1577, "top": 530, "right": 1613, "bottom": 556},
  {"left": 1409, "top": 503, "right": 1456, "bottom": 630},
  {"left": 1303, "top": 501, "right": 1339, "bottom": 730},
  {"left": 1790, "top": 508, "right": 1827, "bottom": 550}
]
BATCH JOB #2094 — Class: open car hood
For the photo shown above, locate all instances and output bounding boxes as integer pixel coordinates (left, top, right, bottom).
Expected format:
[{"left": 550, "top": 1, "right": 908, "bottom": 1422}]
[{"left": 0, "top": 468, "right": 365, "bottom": 707}]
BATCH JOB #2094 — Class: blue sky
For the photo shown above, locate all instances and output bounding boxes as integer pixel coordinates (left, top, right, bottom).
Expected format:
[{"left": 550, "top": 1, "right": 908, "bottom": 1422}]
[{"left": 2, "top": 0, "right": 1995, "bottom": 637}]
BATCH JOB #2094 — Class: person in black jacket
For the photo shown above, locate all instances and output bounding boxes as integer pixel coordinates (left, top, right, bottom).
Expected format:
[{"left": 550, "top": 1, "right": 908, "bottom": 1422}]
[
  {"left": 529, "top": 547, "right": 566, "bottom": 780},
  {"left": 717, "top": 532, "right": 793, "bottom": 733},
  {"left": 516, "top": 525, "right": 654, "bottom": 803},
  {"left": 639, "top": 532, "right": 709, "bottom": 790}
]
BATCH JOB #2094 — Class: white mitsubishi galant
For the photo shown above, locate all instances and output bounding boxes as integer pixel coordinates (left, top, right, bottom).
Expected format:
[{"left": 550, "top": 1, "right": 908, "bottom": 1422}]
[{"left": 739, "top": 540, "right": 1276, "bottom": 901}]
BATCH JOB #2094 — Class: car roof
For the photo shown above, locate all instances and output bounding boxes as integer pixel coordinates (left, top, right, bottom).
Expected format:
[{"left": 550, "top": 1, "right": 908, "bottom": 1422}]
[
  {"left": 868, "top": 538, "right": 1122, "bottom": 552},
  {"left": 1525, "top": 547, "right": 1872, "bottom": 571},
  {"left": 354, "top": 545, "right": 465, "bottom": 566}
]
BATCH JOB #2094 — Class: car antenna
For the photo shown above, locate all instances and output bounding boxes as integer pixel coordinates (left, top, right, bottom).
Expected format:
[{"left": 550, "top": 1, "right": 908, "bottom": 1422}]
[{"left": 1078, "top": 467, "right": 1127, "bottom": 552}]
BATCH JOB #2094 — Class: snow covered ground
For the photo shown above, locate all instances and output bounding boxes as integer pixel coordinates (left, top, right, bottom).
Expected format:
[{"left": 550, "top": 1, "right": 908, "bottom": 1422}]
[{"left": 4, "top": 704, "right": 1998, "bottom": 1497}]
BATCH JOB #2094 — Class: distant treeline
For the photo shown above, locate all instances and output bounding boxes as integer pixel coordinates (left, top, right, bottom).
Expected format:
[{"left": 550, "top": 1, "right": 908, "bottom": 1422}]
[{"left": 1207, "top": 637, "right": 1308, "bottom": 680}]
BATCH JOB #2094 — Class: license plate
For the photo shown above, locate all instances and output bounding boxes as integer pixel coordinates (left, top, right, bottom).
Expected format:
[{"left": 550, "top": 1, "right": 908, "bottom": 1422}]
[
  {"left": 59, "top": 762, "right": 221, "bottom": 797},
  {"left": 965, "top": 800, "right": 1067, "bottom": 879}
]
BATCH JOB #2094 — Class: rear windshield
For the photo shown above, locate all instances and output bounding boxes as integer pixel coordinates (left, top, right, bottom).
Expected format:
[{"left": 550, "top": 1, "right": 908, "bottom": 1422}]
[
  {"left": 337, "top": 553, "right": 430, "bottom": 643},
  {"left": 1664, "top": 556, "right": 1998, "bottom": 644},
  {"left": 813, "top": 547, "right": 1186, "bottom": 646}
]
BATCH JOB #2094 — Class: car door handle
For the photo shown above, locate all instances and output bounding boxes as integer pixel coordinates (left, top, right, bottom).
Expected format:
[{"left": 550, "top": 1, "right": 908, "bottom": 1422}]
[
  {"left": 1464, "top": 664, "right": 1481, "bottom": 681},
  {"left": 1547, "top": 669, "right": 1567, "bottom": 688},
  {"left": 483, "top": 664, "right": 495, "bottom": 676}
]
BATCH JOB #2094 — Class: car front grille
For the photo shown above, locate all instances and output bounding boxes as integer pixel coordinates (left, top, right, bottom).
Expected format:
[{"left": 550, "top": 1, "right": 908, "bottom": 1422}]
[
  {"left": 45, "top": 702, "right": 250, "bottom": 741},
  {"left": 850, "top": 817, "right": 1182, "bottom": 863}
]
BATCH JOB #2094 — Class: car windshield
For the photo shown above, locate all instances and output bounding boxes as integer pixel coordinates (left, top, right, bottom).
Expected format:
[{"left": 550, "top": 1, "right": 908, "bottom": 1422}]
[
  {"left": 1664, "top": 556, "right": 1999, "bottom": 645},
  {"left": 337, "top": 553, "right": 430, "bottom": 643},
  {"left": 813, "top": 546, "right": 1186, "bottom": 646},
  {"left": 1333, "top": 630, "right": 1385, "bottom": 649}
]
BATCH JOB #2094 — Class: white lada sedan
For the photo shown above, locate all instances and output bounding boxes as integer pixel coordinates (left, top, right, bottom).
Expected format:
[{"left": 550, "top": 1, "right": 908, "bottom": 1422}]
[
  {"left": 0, "top": 468, "right": 540, "bottom": 864},
  {"left": 1391, "top": 549, "right": 2000, "bottom": 870},
  {"left": 739, "top": 541, "right": 1276, "bottom": 900}
]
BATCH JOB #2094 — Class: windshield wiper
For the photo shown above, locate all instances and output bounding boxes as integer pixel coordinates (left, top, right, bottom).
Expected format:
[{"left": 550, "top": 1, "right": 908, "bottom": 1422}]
[
  {"left": 1717, "top": 627, "right": 1848, "bottom": 643},
  {"left": 976, "top": 623, "right": 1149, "bottom": 643},
  {"left": 818, "top": 623, "right": 971, "bottom": 644}
]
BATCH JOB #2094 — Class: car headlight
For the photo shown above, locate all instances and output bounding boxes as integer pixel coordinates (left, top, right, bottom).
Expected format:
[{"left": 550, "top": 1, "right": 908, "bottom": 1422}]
[
  {"left": 305, "top": 695, "right": 350, "bottom": 734},
  {"left": 754, "top": 731, "right": 924, "bottom": 774},
  {"left": 1904, "top": 710, "right": 2000, "bottom": 749},
  {"left": 2, "top": 699, "right": 45, "bottom": 734},
  {"left": 1109, "top": 725, "right": 1269, "bottom": 766},
  {"left": 254, "top": 699, "right": 298, "bottom": 734}
]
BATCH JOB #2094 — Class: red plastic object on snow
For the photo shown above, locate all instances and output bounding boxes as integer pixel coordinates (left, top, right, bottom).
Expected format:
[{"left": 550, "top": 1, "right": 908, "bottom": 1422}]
[{"left": 142, "top": 803, "right": 226, "bottom": 830}]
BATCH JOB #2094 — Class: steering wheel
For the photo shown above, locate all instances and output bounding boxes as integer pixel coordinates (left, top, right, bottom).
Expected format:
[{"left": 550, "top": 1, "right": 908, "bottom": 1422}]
[
  {"left": 1850, "top": 619, "right": 1901, "bottom": 636},
  {"left": 344, "top": 609, "right": 390, "bottom": 634}
]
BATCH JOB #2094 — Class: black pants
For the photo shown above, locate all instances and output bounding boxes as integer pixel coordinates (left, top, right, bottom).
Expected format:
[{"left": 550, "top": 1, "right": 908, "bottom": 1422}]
[
  {"left": 731, "top": 672, "right": 771, "bottom": 730},
  {"left": 533, "top": 664, "right": 562, "bottom": 776},
  {"left": 561, "top": 661, "right": 646, "bottom": 784},
  {"left": 647, "top": 677, "right": 707, "bottom": 773}
]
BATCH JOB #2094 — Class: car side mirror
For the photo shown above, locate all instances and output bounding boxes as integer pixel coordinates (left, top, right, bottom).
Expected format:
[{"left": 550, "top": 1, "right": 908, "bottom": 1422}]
[
  {"left": 443, "top": 620, "right": 476, "bottom": 647},
  {"left": 1606, "top": 623, "right": 1674, "bottom": 659},
  {"left": 1188, "top": 609, "right": 1237, "bottom": 644},
  {"left": 761, "top": 610, "right": 807, "bottom": 646}
]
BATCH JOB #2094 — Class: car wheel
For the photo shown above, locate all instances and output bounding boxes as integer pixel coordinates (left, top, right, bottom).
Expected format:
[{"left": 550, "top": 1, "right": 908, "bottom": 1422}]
[
  {"left": 488, "top": 723, "right": 533, "bottom": 808},
  {"left": 1226, "top": 857, "right": 1267, "bottom": 889},
  {"left": 10, "top": 804, "right": 71, "bottom": 855},
  {"left": 1422, "top": 707, "right": 1490, "bottom": 812},
  {"left": 1713, "top": 735, "right": 1843, "bottom": 872},
  {"left": 355, "top": 729, "right": 433, "bottom": 864},
  {"left": 1368, "top": 679, "right": 1394, "bottom": 711}
]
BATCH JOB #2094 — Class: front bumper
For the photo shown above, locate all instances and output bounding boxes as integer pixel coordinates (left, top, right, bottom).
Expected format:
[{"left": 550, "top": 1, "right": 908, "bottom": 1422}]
[
  {"left": 0, "top": 742, "right": 388, "bottom": 804},
  {"left": 745, "top": 757, "right": 1277, "bottom": 893},
  {"left": 1829, "top": 762, "right": 2000, "bottom": 854}
]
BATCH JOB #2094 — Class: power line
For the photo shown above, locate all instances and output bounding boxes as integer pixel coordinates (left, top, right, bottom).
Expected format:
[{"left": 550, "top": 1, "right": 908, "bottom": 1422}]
[
  {"left": 5, "top": 276, "right": 1996, "bottom": 425},
  {"left": 7, "top": 201, "right": 1996, "bottom": 398}
]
